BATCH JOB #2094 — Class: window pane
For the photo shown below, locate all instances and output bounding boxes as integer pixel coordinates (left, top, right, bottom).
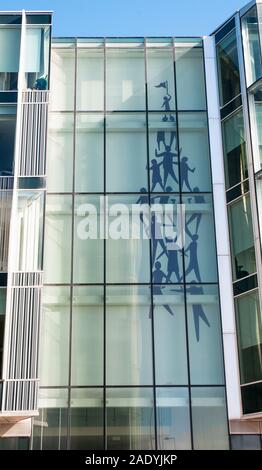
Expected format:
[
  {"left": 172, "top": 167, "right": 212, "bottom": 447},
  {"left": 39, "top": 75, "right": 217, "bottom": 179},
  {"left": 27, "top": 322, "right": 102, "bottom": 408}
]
[
  {"left": 0, "top": 289, "right": 6, "bottom": 378},
  {"left": 235, "top": 290, "right": 262, "bottom": 384},
  {"left": 0, "top": 111, "right": 17, "bottom": 176},
  {"left": 74, "top": 195, "right": 104, "bottom": 283},
  {"left": 106, "top": 49, "right": 145, "bottom": 110},
  {"left": 50, "top": 48, "right": 75, "bottom": 111},
  {"left": 222, "top": 110, "right": 248, "bottom": 189},
  {"left": 249, "top": 89, "right": 262, "bottom": 172},
  {"left": 25, "top": 26, "right": 50, "bottom": 89},
  {"left": 183, "top": 194, "right": 218, "bottom": 283},
  {"left": 40, "top": 287, "right": 70, "bottom": 386},
  {"left": 156, "top": 388, "right": 191, "bottom": 449},
  {"left": 76, "top": 49, "right": 104, "bottom": 110},
  {"left": 44, "top": 195, "right": 72, "bottom": 283},
  {"left": 106, "top": 286, "right": 153, "bottom": 385},
  {"left": 217, "top": 30, "right": 241, "bottom": 107},
  {"left": 71, "top": 286, "right": 103, "bottom": 386},
  {"left": 106, "top": 195, "right": 150, "bottom": 283},
  {"left": 231, "top": 434, "right": 262, "bottom": 450},
  {"left": 241, "top": 382, "right": 262, "bottom": 414},
  {"left": 0, "top": 28, "right": 20, "bottom": 90},
  {"left": 32, "top": 388, "right": 68, "bottom": 450},
  {"left": 178, "top": 113, "right": 211, "bottom": 192},
  {"left": 228, "top": 195, "right": 256, "bottom": 281},
  {"left": 154, "top": 286, "right": 188, "bottom": 385},
  {"left": 70, "top": 388, "right": 103, "bottom": 449},
  {"left": 186, "top": 285, "right": 224, "bottom": 385},
  {"left": 75, "top": 114, "right": 104, "bottom": 193},
  {"left": 106, "top": 388, "right": 155, "bottom": 450},
  {"left": 106, "top": 114, "right": 147, "bottom": 192},
  {"left": 242, "top": 6, "right": 262, "bottom": 86},
  {"left": 47, "top": 113, "right": 74, "bottom": 192},
  {"left": 147, "top": 49, "right": 175, "bottom": 110},
  {"left": 175, "top": 46, "right": 206, "bottom": 110},
  {"left": 191, "top": 387, "right": 229, "bottom": 449}
]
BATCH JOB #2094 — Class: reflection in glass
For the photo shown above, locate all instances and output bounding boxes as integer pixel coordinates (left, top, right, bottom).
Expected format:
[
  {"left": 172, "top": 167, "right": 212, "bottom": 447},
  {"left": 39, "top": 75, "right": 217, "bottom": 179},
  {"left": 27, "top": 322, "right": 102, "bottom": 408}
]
[
  {"left": 222, "top": 110, "right": 248, "bottom": 189},
  {"left": 156, "top": 388, "right": 191, "bottom": 449},
  {"left": 106, "top": 49, "right": 145, "bottom": 110},
  {"left": 44, "top": 195, "right": 72, "bottom": 283},
  {"left": 191, "top": 387, "right": 229, "bottom": 449},
  {"left": 106, "top": 114, "right": 147, "bottom": 192},
  {"left": 71, "top": 287, "right": 103, "bottom": 386},
  {"left": 76, "top": 49, "right": 104, "bottom": 110},
  {"left": 106, "top": 388, "right": 155, "bottom": 450},
  {"left": 175, "top": 46, "right": 206, "bottom": 110},
  {"left": 147, "top": 50, "right": 175, "bottom": 110},
  {"left": 153, "top": 286, "right": 188, "bottom": 385},
  {"left": 40, "top": 286, "right": 70, "bottom": 386},
  {"left": 75, "top": 114, "right": 104, "bottom": 192},
  {"left": 235, "top": 290, "right": 262, "bottom": 384},
  {"left": 25, "top": 26, "right": 51, "bottom": 89},
  {"left": 47, "top": 113, "right": 74, "bottom": 192},
  {"left": 50, "top": 48, "right": 75, "bottom": 111},
  {"left": 32, "top": 388, "right": 68, "bottom": 449},
  {"left": 228, "top": 195, "right": 256, "bottom": 281},
  {"left": 217, "top": 30, "right": 241, "bottom": 107},
  {"left": 70, "top": 388, "right": 103, "bottom": 449},
  {"left": 106, "top": 286, "right": 153, "bottom": 385},
  {"left": 186, "top": 285, "right": 224, "bottom": 385},
  {"left": 242, "top": 6, "right": 262, "bottom": 87}
]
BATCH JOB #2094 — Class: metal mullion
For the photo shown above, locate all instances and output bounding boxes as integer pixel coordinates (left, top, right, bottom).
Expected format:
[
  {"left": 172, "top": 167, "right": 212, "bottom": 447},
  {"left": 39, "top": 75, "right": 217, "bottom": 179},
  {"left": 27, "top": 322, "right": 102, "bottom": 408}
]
[{"left": 103, "top": 38, "right": 107, "bottom": 451}]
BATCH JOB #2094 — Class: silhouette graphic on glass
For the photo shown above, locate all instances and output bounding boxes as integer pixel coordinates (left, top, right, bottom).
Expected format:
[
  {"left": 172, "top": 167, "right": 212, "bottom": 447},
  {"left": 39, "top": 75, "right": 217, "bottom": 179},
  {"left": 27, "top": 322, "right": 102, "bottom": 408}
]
[
  {"left": 157, "top": 130, "right": 166, "bottom": 150},
  {"left": 185, "top": 234, "right": 201, "bottom": 283},
  {"left": 155, "top": 80, "right": 174, "bottom": 121},
  {"left": 148, "top": 158, "right": 165, "bottom": 191},
  {"left": 186, "top": 283, "right": 210, "bottom": 342},
  {"left": 151, "top": 186, "right": 173, "bottom": 205},
  {"left": 151, "top": 214, "right": 168, "bottom": 263},
  {"left": 180, "top": 156, "right": 195, "bottom": 191},
  {"left": 151, "top": 265, "right": 175, "bottom": 316},
  {"left": 155, "top": 145, "right": 178, "bottom": 188},
  {"left": 136, "top": 187, "right": 149, "bottom": 229},
  {"left": 157, "top": 237, "right": 182, "bottom": 283},
  {"left": 186, "top": 188, "right": 205, "bottom": 236}
]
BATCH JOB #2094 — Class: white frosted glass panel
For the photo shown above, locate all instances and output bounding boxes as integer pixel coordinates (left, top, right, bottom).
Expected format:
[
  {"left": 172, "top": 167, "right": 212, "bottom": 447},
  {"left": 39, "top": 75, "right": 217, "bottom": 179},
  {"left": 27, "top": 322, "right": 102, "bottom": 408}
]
[
  {"left": 77, "top": 50, "right": 104, "bottom": 110},
  {"left": 106, "top": 286, "right": 153, "bottom": 385},
  {"left": 47, "top": 113, "right": 74, "bottom": 192},
  {"left": 25, "top": 28, "right": 41, "bottom": 72},
  {"left": 0, "top": 28, "right": 20, "bottom": 72},
  {"left": 50, "top": 49, "right": 75, "bottom": 110},
  {"left": 176, "top": 47, "right": 206, "bottom": 110},
  {"left": 147, "top": 50, "right": 175, "bottom": 110},
  {"left": 40, "top": 287, "right": 70, "bottom": 386}
]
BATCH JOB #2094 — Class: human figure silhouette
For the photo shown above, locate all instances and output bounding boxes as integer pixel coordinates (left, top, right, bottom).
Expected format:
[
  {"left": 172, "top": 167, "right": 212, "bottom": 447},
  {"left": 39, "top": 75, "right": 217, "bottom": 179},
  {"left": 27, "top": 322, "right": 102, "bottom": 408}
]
[
  {"left": 151, "top": 214, "right": 168, "bottom": 263},
  {"left": 148, "top": 159, "right": 165, "bottom": 191},
  {"left": 151, "top": 266, "right": 174, "bottom": 316},
  {"left": 180, "top": 156, "right": 195, "bottom": 191},
  {"left": 186, "top": 283, "right": 210, "bottom": 342},
  {"left": 157, "top": 237, "right": 182, "bottom": 283},
  {"left": 136, "top": 187, "right": 149, "bottom": 230},
  {"left": 151, "top": 186, "right": 173, "bottom": 204},
  {"left": 185, "top": 234, "right": 201, "bottom": 283},
  {"left": 186, "top": 187, "right": 205, "bottom": 236},
  {"left": 155, "top": 145, "right": 178, "bottom": 188},
  {"left": 157, "top": 130, "right": 166, "bottom": 150}
]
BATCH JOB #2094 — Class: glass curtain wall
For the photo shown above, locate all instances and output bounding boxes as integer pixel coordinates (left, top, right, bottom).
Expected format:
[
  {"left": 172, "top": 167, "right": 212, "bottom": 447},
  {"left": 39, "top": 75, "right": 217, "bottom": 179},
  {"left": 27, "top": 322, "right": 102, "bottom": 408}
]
[{"left": 34, "top": 38, "right": 228, "bottom": 449}]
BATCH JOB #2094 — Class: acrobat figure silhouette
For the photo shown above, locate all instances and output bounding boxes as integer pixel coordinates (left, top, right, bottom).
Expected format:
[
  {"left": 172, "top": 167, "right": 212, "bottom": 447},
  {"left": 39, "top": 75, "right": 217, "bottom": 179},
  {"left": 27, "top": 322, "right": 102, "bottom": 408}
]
[
  {"left": 151, "top": 213, "right": 168, "bottom": 263},
  {"left": 151, "top": 186, "right": 173, "bottom": 204},
  {"left": 157, "top": 130, "right": 166, "bottom": 150},
  {"left": 151, "top": 264, "right": 174, "bottom": 316},
  {"left": 157, "top": 237, "right": 182, "bottom": 283},
  {"left": 155, "top": 145, "right": 178, "bottom": 188},
  {"left": 180, "top": 156, "right": 195, "bottom": 191},
  {"left": 155, "top": 80, "right": 174, "bottom": 121},
  {"left": 136, "top": 187, "right": 150, "bottom": 231},
  {"left": 186, "top": 283, "right": 210, "bottom": 342},
  {"left": 184, "top": 234, "right": 201, "bottom": 283},
  {"left": 148, "top": 159, "right": 165, "bottom": 191},
  {"left": 186, "top": 187, "right": 205, "bottom": 236}
]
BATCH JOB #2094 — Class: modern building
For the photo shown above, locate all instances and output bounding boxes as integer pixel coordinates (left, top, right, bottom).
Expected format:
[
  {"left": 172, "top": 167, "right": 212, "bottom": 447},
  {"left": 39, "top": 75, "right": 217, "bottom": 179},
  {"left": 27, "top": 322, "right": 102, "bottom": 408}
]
[{"left": 0, "top": 1, "right": 261, "bottom": 451}]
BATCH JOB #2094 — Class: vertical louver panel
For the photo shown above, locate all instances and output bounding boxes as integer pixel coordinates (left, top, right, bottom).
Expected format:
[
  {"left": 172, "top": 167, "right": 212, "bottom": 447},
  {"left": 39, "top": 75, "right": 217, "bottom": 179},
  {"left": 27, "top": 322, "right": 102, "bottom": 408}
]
[{"left": 0, "top": 189, "right": 12, "bottom": 272}]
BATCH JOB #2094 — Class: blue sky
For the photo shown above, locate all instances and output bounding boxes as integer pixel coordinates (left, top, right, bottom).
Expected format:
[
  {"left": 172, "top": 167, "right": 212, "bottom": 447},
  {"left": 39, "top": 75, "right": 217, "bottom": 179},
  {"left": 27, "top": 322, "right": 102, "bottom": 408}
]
[{"left": 4, "top": 0, "right": 250, "bottom": 36}]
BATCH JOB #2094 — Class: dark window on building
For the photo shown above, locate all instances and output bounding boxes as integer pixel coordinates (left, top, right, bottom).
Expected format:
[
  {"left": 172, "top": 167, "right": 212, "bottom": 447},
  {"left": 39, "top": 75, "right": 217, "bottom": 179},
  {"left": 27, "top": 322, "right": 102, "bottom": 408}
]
[{"left": 217, "top": 29, "right": 241, "bottom": 107}]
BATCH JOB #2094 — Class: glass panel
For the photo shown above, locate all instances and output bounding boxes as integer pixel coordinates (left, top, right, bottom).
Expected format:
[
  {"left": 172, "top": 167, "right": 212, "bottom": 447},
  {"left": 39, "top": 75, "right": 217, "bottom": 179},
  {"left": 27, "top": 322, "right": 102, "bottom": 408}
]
[
  {"left": 241, "top": 382, "right": 262, "bottom": 414},
  {"left": 75, "top": 114, "right": 104, "bottom": 193},
  {"left": 147, "top": 49, "right": 175, "bottom": 110},
  {"left": 183, "top": 194, "right": 218, "bottom": 283},
  {"left": 70, "top": 388, "right": 103, "bottom": 449},
  {"left": 25, "top": 26, "right": 51, "bottom": 89},
  {"left": 156, "top": 387, "right": 191, "bottom": 449},
  {"left": 76, "top": 49, "right": 104, "bottom": 110},
  {"left": 40, "top": 287, "right": 70, "bottom": 386},
  {"left": 217, "top": 29, "right": 241, "bottom": 107},
  {"left": 178, "top": 113, "right": 211, "bottom": 192},
  {"left": 148, "top": 113, "right": 179, "bottom": 192},
  {"left": 175, "top": 46, "right": 206, "bottom": 110},
  {"left": 231, "top": 434, "right": 262, "bottom": 450},
  {"left": 186, "top": 285, "right": 224, "bottom": 385},
  {"left": 0, "top": 288, "right": 6, "bottom": 378},
  {"left": 235, "top": 290, "right": 262, "bottom": 384},
  {"left": 0, "top": 438, "right": 29, "bottom": 450},
  {"left": 0, "top": 28, "right": 21, "bottom": 90},
  {"left": 242, "top": 6, "right": 262, "bottom": 86},
  {"left": 106, "top": 286, "right": 153, "bottom": 385},
  {"left": 222, "top": 110, "right": 248, "bottom": 189},
  {"left": 106, "top": 49, "right": 145, "bottom": 110},
  {"left": 32, "top": 388, "right": 68, "bottom": 450},
  {"left": 50, "top": 48, "right": 75, "bottom": 111},
  {"left": 71, "top": 286, "right": 103, "bottom": 386},
  {"left": 191, "top": 387, "right": 229, "bottom": 449},
  {"left": 44, "top": 195, "right": 72, "bottom": 283},
  {"left": 47, "top": 113, "right": 74, "bottom": 192},
  {"left": 106, "top": 113, "right": 147, "bottom": 192},
  {"left": 249, "top": 89, "right": 262, "bottom": 172},
  {"left": 0, "top": 111, "right": 16, "bottom": 176},
  {"left": 153, "top": 286, "right": 188, "bottom": 385},
  {"left": 106, "top": 195, "right": 150, "bottom": 283},
  {"left": 228, "top": 195, "right": 256, "bottom": 281},
  {"left": 256, "top": 175, "right": 262, "bottom": 242},
  {"left": 106, "top": 388, "right": 155, "bottom": 450},
  {"left": 74, "top": 195, "right": 104, "bottom": 283}
]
